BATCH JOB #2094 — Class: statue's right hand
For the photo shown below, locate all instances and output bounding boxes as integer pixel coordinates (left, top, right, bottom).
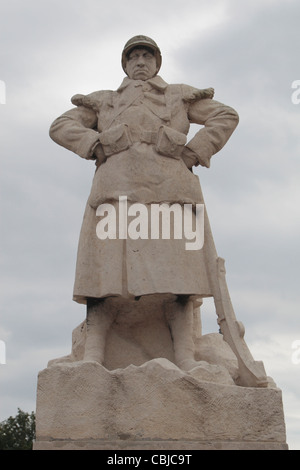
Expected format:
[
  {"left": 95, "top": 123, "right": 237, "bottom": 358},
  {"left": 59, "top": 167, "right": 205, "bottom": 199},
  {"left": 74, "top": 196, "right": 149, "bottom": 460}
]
[{"left": 92, "top": 143, "right": 107, "bottom": 165}]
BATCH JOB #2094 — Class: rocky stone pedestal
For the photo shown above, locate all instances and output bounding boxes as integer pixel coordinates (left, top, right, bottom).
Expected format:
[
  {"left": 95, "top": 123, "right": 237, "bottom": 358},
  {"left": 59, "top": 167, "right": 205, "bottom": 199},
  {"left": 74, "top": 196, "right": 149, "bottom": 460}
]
[{"left": 34, "top": 358, "right": 288, "bottom": 450}]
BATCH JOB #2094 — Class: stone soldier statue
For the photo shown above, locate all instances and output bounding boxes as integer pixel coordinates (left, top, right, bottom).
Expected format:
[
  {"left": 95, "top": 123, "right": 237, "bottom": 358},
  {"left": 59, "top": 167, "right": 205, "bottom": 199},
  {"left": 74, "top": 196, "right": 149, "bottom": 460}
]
[{"left": 49, "top": 35, "right": 239, "bottom": 370}]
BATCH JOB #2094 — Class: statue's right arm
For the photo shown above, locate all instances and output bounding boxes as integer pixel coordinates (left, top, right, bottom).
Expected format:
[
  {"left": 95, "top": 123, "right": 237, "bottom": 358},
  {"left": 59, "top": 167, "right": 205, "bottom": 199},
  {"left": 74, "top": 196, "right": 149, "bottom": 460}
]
[{"left": 49, "top": 106, "right": 101, "bottom": 160}]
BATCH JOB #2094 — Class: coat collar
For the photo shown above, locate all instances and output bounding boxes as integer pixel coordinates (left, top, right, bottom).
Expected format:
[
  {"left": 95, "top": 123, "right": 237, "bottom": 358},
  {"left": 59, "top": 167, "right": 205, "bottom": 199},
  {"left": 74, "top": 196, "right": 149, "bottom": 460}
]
[{"left": 117, "top": 75, "right": 168, "bottom": 93}]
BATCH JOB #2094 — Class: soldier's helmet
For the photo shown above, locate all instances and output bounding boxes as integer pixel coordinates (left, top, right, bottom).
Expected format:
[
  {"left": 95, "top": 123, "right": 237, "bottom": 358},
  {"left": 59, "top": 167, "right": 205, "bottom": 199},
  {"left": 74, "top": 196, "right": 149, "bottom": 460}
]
[{"left": 122, "top": 35, "right": 162, "bottom": 75}]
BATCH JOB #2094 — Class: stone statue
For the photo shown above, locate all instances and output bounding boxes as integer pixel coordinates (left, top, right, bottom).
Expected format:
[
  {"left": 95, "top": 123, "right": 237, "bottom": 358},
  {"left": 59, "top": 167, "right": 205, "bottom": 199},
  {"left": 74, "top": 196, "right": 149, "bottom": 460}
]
[
  {"left": 49, "top": 35, "right": 241, "bottom": 370},
  {"left": 33, "top": 35, "right": 288, "bottom": 450}
]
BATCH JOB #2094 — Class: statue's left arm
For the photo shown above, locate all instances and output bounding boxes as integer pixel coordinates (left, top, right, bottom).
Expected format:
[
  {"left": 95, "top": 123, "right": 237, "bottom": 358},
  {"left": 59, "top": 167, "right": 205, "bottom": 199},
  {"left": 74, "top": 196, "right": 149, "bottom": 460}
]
[{"left": 183, "top": 97, "right": 239, "bottom": 168}]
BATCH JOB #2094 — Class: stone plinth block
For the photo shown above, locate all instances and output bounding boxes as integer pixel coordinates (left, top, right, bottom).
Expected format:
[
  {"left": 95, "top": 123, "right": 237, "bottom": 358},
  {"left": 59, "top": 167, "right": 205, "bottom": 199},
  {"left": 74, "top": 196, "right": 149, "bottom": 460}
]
[{"left": 34, "top": 358, "right": 288, "bottom": 450}]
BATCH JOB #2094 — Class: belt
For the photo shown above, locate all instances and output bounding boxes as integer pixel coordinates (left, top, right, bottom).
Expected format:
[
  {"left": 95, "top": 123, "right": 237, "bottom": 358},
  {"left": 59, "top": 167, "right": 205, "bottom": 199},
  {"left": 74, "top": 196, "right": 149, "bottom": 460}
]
[{"left": 130, "top": 128, "right": 157, "bottom": 145}]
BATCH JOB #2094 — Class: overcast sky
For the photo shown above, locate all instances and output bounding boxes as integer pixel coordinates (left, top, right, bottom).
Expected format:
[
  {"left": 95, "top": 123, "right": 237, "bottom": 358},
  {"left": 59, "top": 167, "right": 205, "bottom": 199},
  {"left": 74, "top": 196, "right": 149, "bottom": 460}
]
[{"left": 0, "top": 0, "right": 299, "bottom": 450}]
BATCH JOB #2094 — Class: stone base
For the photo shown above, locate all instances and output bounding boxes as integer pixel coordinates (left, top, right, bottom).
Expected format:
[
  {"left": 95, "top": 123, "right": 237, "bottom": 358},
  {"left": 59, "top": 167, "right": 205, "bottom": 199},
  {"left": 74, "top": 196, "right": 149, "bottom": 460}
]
[{"left": 34, "top": 358, "right": 288, "bottom": 450}]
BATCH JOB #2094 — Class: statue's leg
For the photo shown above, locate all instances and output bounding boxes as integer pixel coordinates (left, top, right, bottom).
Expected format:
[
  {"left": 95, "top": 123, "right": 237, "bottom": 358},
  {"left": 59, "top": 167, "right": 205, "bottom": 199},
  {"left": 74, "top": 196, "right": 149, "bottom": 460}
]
[
  {"left": 83, "top": 298, "right": 115, "bottom": 363},
  {"left": 165, "top": 296, "right": 200, "bottom": 371}
]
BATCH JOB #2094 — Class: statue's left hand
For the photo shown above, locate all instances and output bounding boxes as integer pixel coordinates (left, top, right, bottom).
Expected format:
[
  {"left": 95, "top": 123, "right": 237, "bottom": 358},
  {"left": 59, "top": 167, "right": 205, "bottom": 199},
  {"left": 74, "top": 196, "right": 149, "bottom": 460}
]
[
  {"left": 181, "top": 147, "right": 199, "bottom": 169},
  {"left": 181, "top": 146, "right": 211, "bottom": 169}
]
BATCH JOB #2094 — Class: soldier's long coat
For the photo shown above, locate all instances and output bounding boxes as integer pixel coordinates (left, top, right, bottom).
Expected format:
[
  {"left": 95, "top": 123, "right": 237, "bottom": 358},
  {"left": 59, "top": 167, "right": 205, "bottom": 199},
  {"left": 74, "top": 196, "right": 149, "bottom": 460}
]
[{"left": 49, "top": 76, "right": 239, "bottom": 304}]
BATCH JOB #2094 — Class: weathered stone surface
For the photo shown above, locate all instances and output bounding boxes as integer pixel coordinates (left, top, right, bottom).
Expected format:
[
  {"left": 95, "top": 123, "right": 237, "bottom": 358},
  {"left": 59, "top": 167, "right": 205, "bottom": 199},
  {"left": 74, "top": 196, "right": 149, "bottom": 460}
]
[
  {"left": 48, "top": 314, "right": 238, "bottom": 385},
  {"left": 33, "top": 440, "right": 288, "bottom": 450},
  {"left": 34, "top": 358, "right": 287, "bottom": 449}
]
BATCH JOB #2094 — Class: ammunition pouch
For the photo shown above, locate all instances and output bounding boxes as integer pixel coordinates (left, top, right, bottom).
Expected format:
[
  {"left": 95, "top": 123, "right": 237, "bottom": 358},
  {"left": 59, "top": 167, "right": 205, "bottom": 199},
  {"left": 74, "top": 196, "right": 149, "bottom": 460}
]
[
  {"left": 99, "top": 124, "right": 132, "bottom": 157},
  {"left": 155, "top": 125, "right": 187, "bottom": 159}
]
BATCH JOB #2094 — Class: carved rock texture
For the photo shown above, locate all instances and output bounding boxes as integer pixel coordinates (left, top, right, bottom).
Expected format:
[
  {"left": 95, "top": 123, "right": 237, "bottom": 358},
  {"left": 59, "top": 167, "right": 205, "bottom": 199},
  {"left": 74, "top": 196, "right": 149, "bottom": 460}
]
[{"left": 35, "top": 359, "right": 287, "bottom": 449}]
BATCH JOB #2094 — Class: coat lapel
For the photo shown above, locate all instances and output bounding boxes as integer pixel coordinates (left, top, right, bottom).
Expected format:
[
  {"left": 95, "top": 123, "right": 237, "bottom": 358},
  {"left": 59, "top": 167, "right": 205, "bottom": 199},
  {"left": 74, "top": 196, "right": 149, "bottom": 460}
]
[{"left": 104, "top": 76, "right": 171, "bottom": 129}]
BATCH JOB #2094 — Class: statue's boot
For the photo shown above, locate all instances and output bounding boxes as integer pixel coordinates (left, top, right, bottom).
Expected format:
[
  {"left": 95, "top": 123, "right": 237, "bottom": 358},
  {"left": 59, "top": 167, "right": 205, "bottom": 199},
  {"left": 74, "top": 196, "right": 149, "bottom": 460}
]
[
  {"left": 166, "top": 296, "right": 203, "bottom": 371},
  {"left": 83, "top": 299, "right": 115, "bottom": 364}
]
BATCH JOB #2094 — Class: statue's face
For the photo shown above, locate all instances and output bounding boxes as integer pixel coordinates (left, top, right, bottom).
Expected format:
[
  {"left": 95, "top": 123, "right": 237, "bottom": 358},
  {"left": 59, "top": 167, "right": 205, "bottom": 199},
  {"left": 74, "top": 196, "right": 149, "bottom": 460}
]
[{"left": 125, "top": 48, "right": 158, "bottom": 80}]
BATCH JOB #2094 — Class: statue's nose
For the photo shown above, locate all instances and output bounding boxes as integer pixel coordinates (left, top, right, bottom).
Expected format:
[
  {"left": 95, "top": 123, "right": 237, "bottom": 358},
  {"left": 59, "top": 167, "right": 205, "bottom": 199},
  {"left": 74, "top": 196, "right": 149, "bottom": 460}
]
[{"left": 136, "top": 57, "right": 146, "bottom": 66}]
